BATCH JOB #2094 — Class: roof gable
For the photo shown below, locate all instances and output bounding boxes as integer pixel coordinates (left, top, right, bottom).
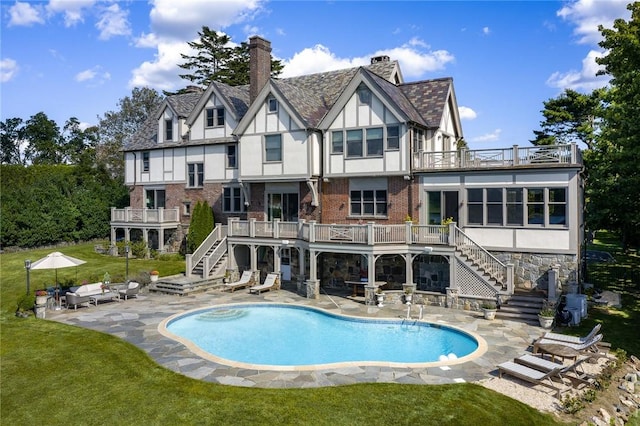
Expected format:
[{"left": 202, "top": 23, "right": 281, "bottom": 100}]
[{"left": 185, "top": 82, "right": 250, "bottom": 127}]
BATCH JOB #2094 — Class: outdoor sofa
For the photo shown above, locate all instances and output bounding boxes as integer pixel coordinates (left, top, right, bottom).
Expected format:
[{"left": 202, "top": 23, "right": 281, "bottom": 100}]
[{"left": 65, "top": 282, "right": 108, "bottom": 309}]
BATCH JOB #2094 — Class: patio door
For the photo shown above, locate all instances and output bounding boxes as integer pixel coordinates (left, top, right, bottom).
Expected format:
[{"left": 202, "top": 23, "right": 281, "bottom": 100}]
[
  {"left": 426, "top": 190, "right": 458, "bottom": 224},
  {"left": 266, "top": 183, "right": 299, "bottom": 222}
]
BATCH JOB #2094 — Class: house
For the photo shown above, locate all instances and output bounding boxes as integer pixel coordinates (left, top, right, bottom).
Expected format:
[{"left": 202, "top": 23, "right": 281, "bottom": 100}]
[{"left": 113, "top": 36, "right": 584, "bottom": 308}]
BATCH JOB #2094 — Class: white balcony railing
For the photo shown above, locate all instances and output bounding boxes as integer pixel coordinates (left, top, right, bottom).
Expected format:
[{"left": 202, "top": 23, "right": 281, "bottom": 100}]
[{"left": 110, "top": 207, "right": 180, "bottom": 224}]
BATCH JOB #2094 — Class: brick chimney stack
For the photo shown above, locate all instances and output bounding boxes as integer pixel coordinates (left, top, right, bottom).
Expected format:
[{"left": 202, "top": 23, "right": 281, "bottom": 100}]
[{"left": 249, "top": 36, "right": 272, "bottom": 104}]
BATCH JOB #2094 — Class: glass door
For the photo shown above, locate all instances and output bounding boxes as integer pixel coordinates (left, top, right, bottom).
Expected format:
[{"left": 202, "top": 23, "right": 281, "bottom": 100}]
[
  {"left": 426, "top": 190, "right": 458, "bottom": 224},
  {"left": 268, "top": 193, "right": 298, "bottom": 222}
]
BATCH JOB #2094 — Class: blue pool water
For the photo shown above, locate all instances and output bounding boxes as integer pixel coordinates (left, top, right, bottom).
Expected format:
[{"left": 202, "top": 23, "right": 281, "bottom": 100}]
[{"left": 164, "top": 304, "right": 479, "bottom": 368}]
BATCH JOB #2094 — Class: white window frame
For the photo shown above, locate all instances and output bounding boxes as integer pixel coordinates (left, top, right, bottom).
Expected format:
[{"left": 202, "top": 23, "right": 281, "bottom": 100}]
[
  {"left": 264, "top": 134, "right": 282, "bottom": 162},
  {"left": 346, "top": 129, "right": 363, "bottom": 158},
  {"left": 386, "top": 125, "right": 400, "bottom": 150},
  {"left": 226, "top": 144, "right": 237, "bottom": 169},
  {"left": 268, "top": 98, "right": 278, "bottom": 113},
  {"left": 187, "top": 162, "right": 204, "bottom": 188},
  {"left": 331, "top": 130, "right": 344, "bottom": 154},
  {"left": 165, "top": 119, "right": 173, "bottom": 141}
]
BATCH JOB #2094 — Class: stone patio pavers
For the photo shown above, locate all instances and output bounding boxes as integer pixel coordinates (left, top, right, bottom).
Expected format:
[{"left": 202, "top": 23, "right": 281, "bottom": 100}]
[{"left": 46, "top": 286, "right": 546, "bottom": 388}]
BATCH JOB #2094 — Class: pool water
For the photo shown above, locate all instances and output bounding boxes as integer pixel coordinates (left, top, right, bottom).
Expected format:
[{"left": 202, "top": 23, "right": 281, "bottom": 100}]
[{"left": 163, "top": 304, "right": 480, "bottom": 369}]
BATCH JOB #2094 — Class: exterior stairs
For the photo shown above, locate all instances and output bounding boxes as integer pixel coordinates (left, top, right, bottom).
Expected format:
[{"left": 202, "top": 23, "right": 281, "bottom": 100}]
[
  {"left": 495, "top": 293, "right": 545, "bottom": 325},
  {"left": 148, "top": 275, "right": 225, "bottom": 295},
  {"left": 455, "top": 249, "right": 506, "bottom": 293}
]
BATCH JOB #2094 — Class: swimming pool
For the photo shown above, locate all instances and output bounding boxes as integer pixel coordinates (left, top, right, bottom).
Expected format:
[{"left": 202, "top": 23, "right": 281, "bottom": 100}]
[{"left": 159, "top": 303, "right": 486, "bottom": 371}]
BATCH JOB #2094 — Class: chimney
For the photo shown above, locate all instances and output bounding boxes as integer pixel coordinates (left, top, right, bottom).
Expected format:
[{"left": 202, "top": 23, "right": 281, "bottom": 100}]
[
  {"left": 370, "top": 55, "right": 390, "bottom": 64},
  {"left": 249, "top": 36, "right": 272, "bottom": 103}
]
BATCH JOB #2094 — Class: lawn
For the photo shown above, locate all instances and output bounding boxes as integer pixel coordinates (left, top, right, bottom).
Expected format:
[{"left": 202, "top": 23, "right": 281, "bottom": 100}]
[{"left": 2, "top": 241, "right": 631, "bottom": 425}]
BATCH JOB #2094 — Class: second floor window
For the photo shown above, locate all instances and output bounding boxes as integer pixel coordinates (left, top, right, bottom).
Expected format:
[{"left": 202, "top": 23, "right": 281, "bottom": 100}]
[
  {"left": 265, "top": 134, "right": 282, "bottom": 162},
  {"left": 413, "top": 128, "right": 424, "bottom": 151},
  {"left": 206, "top": 107, "right": 225, "bottom": 127},
  {"left": 165, "top": 119, "right": 173, "bottom": 141},
  {"left": 331, "top": 131, "right": 343, "bottom": 154},
  {"left": 142, "top": 151, "right": 150, "bottom": 172},
  {"left": 226, "top": 145, "right": 237, "bottom": 168},
  {"left": 366, "top": 127, "right": 383, "bottom": 156},
  {"left": 387, "top": 125, "right": 399, "bottom": 150},
  {"left": 187, "top": 163, "right": 204, "bottom": 188},
  {"left": 346, "top": 129, "right": 363, "bottom": 157}
]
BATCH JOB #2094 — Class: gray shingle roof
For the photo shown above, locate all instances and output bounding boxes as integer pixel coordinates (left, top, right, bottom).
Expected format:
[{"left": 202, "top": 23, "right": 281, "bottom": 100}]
[{"left": 124, "top": 59, "right": 449, "bottom": 151}]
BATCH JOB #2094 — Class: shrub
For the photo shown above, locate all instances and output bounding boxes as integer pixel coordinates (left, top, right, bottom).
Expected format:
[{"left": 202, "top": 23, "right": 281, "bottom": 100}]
[{"left": 16, "top": 294, "right": 35, "bottom": 312}]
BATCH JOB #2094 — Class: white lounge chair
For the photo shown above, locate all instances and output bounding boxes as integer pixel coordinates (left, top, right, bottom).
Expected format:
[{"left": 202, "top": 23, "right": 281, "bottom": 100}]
[
  {"left": 514, "top": 353, "right": 593, "bottom": 388},
  {"left": 249, "top": 273, "right": 279, "bottom": 295},
  {"left": 497, "top": 361, "right": 564, "bottom": 398},
  {"left": 533, "top": 333, "right": 604, "bottom": 355},
  {"left": 541, "top": 323, "right": 601, "bottom": 345},
  {"left": 223, "top": 271, "right": 253, "bottom": 292}
]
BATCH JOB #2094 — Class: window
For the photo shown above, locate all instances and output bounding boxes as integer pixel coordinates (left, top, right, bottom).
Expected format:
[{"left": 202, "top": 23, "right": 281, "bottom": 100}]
[
  {"left": 226, "top": 145, "right": 237, "bottom": 168},
  {"left": 366, "top": 127, "right": 383, "bottom": 156},
  {"left": 467, "top": 189, "right": 483, "bottom": 225},
  {"left": 506, "top": 189, "right": 523, "bottom": 225},
  {"left": 223, "top": 187, "right": 245, "bottom": 212},
  {"left": 548, "top": 188, "right": 567, "bottom": 225},
  {"left": 142, "top": 151, "right": 150, "bottom": 172},
  {"left": 487, "top": 188, "right": 503, "bottom": 225},
  {"left": 183, "top": 202, "right": 191, "bottom": 216},
  {"left": 265, "top": 134, "right": 282, "bottom": 162},
  {"left": 350, "top": 190, "right": 387, "bottom": 216},
  {"left": 331, "top": 131, "right": 343, "bottom": 154},
  {"left": 387, "top": 125, "right": 399, "bottom": 150},
  {"left": 413, "top": 128, "right": 424, "bottom": 151},
  {"left": 187, "top": 163, "right": 204, "bottom": 188},
  {"left": 346, "top": 129, "right": 363, "bottom": 157},
  {"left": 357, "top": 86, "right": 371, "bottom": 105},
  {"left": 205, "top": 107, "right": 225, "bottom": 127},
  {"left": 527, "top": 188, "right": 545, "bottom": 225},
  {"left": 145, "top": 189, "right": 165, "bottom": 209},
  {"left": 165, "top": 119, "right": 173, "bottom": 141},
  {"left": 268, "top": 98, "right": 278, "bottom": 113}
]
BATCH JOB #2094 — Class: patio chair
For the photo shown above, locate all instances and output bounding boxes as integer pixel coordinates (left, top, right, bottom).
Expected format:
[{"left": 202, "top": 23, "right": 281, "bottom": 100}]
[
  {"left": 223, "top": 271, "right": 253, "bottom": 292},
  {"left": 533, "top": 333, "right": 605, "bottom": 356},
  {"left": 497, "top": 361, "right": 564, "bottom": 398},
  {"left": 514, "top": 353, "right": 593, "bottom": 388},
  {"left": 541, "top": 323, "right": 601, "bottom": 345},
  {"left": 249, "top": 273, "right": 279, "bottom": 295},
  {"left": 118, "top": 281, "right": 140, "bottom": 300}
]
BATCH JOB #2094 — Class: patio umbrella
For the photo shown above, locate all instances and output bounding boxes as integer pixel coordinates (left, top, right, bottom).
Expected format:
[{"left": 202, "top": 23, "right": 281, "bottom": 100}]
[{"left": 30, "top": 251, "right": 86, "bottom": 289}]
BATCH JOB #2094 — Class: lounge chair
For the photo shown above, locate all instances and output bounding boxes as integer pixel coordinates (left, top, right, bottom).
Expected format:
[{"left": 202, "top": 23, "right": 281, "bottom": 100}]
[
  {"left": 514, "top": 353, "right": 593, "bottom": 388},
  {"left": 541, "top": 323, "right": 601, "bottom": 345},
  {"left": 118, "top": 281, "right": 140, "bottom": 300},
  {"left": 497, "top": 361, "right": 564, "bottom": 398},
  {"left": 533, "top": 333, "right": 605, "bottom": 357},
  {"left": 249, "top": 273, "right": 279, "bottom": 295},
  {"left": 223, "top": 271, "right": 253, "bottom": 292}
]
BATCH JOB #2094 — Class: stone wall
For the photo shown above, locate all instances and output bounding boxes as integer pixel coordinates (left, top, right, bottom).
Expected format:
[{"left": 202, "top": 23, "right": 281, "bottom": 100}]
[{"left": 494, "top": 251, "right": 579, "bottom": 293}]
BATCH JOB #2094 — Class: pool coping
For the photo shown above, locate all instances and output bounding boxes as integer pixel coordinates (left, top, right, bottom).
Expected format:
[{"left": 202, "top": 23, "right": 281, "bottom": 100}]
[{"left": 158, "top": 302, "right": 488, "bottom": 371}]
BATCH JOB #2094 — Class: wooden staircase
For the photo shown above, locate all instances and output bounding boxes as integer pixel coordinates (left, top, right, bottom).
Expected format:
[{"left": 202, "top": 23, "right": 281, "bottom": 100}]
[{"left": 495, "top": 293, "right": 545, "bottom": 325}]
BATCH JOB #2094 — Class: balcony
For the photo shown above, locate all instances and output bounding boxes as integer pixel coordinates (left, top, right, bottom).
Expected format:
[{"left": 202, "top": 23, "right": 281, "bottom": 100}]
[
  {"left": 413, "top": 143, "right": 582, "bottom": 172},
  {"left": 228, "top": 219, "right": 449, "bottom": 246},
  {"left": 110, "top": 207, "right": 180, "bottom": 225}
]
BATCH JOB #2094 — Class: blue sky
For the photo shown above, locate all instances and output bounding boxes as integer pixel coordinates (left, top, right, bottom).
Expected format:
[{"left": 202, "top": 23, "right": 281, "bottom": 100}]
[{"left": 0, "top": 0, "right": 632, "bottom": 149}]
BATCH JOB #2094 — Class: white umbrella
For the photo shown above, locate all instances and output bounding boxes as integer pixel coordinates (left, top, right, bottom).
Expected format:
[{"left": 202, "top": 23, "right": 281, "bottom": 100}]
[{"left": 30, "top": 251, "right": 86, "bottom": 288}]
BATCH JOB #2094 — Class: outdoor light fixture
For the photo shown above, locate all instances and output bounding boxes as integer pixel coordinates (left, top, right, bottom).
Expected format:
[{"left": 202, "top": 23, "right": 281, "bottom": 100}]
[
  {"left": 423, "top": 247, "right": 433, "bottom": 253},
  {"left": 24, "top": 259, "right": 31, "bottom": 295}
]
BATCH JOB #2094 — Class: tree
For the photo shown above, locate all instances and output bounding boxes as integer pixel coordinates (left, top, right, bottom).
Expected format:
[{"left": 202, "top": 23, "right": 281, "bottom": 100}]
[
  {"left": 590, "top": 2, "right": 640, "bottom": 249},
  {"left": 175, "top": 27, "right": 284, "bottom": 90},
  {"left": 23, "top": 112, "right": 62, "bottom": 164},
  {"left": 186, "top": 200, "right": 214, "bottom": 253},
  {"left": 96, "top": 87, "right": 163, "bottom": 179},
  {"left": 61, "top": 117, "right": 98, "bottom": 165},
  {"left": 530, "top": 89, "right": 605, "bottom": 149},
  {"left": 0, "top": 117, "right": 25, "bottom": 164}
]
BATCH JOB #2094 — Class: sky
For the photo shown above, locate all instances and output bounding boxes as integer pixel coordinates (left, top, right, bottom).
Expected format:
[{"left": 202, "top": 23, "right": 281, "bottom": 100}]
[{"left": 0, "top": 0, "right": 632, "bottom": 150}]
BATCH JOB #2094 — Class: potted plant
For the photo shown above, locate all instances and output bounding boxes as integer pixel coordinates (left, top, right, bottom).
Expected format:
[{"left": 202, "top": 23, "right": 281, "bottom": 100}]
[
  {"left": 150, "top": 270, "right": 159, "bottom": 282},
  {"left": 376, "top": 287, "right": 385, "bottom": 307},
  {"left": 481, "top": 302, "right": 497, "bottom": 320},
  {"left": 35, "top": 290, "right": 48, "bottom": 306},
  {"left": 538, "top": 304, "right": 556, "bottom": 329},
  {"left": 404, "top": 287, "right": 413, "bottom": 305}
]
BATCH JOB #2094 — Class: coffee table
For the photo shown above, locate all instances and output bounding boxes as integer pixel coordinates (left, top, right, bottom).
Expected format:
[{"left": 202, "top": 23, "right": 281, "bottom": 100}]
[
  {"left": 89, "top": 293, "right": 116, "bottom": 306},
  {"left": 535, "top": 343, "right": 580, "bottom": 362}
]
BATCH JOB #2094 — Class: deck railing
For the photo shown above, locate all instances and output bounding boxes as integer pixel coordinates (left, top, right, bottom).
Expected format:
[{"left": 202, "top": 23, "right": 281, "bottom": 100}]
[
  {"left": 110, "top": 207, "right": 180, "bottom": 223},
  {"left": 413, "top": 143, "right": 581, "bottom": 171}
]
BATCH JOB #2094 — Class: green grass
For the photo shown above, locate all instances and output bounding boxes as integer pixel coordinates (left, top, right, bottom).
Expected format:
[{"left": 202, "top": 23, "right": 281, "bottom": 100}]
[{"left": 0, "top": 243, "right": 576, "bottom": 425}]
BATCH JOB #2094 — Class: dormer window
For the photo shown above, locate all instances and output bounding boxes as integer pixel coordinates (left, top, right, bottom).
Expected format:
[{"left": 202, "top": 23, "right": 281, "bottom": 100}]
[
  {"left": 165, "top": 119, "right": 173, "bottom": 141},
  {"left": 268, "top": 98, "right": 278, "bottom": 113},
  {"left": 206, "top": 107, "right": 225, "bottom": 127}
]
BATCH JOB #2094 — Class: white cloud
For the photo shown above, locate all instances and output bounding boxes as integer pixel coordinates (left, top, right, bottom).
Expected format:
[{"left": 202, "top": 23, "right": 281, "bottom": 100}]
[
  {"left": 46, "top": 0, "right": 95, "bottom": 27},
  {"left": 75, "top": 66, "right": 111, "bottom": 85},
  {"left": 129, "top": 0, "right": 263, "bottom": 89},
  {"left": 557, "top": 0, "right": 630, "bottom": 45},
  {"left": 471, "top": 129, "right": 502, "bottom": 143},
  {"left": 1, "top": 58, "right": 19, "bottom": 83},
  {"left": 482, "top": 27, "right": 490, "bottom": 35},
  {"left": 458, "top": 106, "right": 477, "bottom": 120},
  {"left": 547, "top": 49, "right": 609, "bottom": 92},
  {"left": 8, "top": 1, "right": 44, "bottom": 26},
  {"left": 280, "top": 45, "right": 367, "bottom": 78},
  {"left": 96, "top": 3, "right": 131, "bottom": 40}
]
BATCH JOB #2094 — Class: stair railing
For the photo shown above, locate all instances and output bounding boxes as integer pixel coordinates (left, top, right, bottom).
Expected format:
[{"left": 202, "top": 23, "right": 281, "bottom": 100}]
[
  {"left": 203, "top": 236, "right": 228, "bottom": 278},
  {"left": 451, "top": 224, "right": 510, "bottom": 289},
  {"left": 186, "top": 224, "right": 225, "bottom": 277}
]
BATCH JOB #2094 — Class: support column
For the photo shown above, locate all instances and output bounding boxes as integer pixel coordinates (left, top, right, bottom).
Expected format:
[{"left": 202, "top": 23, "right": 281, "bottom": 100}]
[
  {"left": 305, "top": 250, "right": 320, "bottom": 299},
  {"left": 273, "top": 245, "right": 281, "bottom": 275},
  {"left": 158, "top": 229, "right": 165, "bottom": 252},
  {"left": 404, "top": 253, "right": 413, "bottom": 285},
  {"left": 250, "top": 245, "right": 258, "bottom": 271}
]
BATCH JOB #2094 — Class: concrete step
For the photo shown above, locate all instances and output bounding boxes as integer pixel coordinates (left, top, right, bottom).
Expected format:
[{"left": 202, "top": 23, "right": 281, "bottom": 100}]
[{"left": 495, "top": 310, "right": 539, "bottom": 326}]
